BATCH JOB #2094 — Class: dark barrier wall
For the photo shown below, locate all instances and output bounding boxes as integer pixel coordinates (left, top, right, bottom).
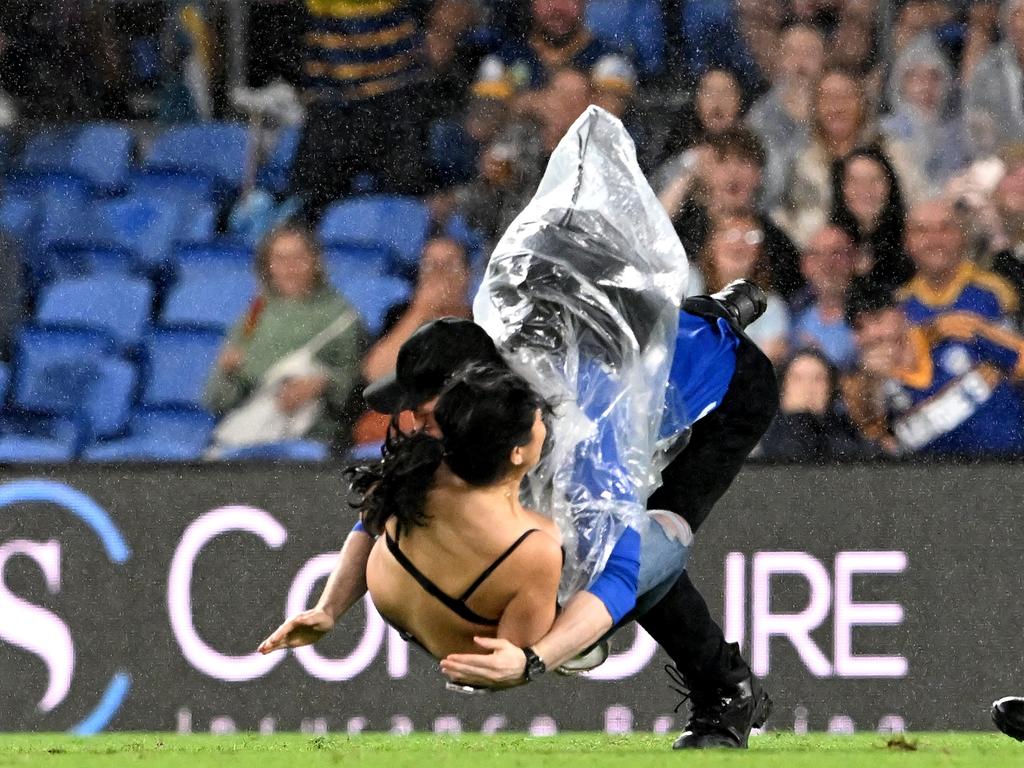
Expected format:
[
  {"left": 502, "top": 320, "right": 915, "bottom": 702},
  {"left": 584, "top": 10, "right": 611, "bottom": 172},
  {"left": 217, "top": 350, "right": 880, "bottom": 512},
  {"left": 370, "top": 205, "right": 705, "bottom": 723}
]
[{"left": 1, "top": 464, "right": 1022, "bottom": 735}]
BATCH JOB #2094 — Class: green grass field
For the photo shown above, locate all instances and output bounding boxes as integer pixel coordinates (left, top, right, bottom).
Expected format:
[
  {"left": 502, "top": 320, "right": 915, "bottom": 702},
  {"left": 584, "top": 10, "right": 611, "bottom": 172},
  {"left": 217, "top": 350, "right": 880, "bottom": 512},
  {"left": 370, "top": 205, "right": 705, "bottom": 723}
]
[{"left": 0, "top": 733, "right": 1021, "bottom": 768}]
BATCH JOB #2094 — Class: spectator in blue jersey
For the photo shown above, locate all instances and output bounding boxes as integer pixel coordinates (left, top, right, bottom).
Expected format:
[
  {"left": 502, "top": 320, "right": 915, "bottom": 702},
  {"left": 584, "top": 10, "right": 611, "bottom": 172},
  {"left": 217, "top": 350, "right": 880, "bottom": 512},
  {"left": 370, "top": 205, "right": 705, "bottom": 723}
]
[
  {"left": 897, "top": 198, "right": 1019, "bottom": 326},
  {"left": 291, "top": 0, "right": 445, "bottom": 220},
  {"left": 758, "top": 348, "right": 875, "bottom": 461},
  {"left": 790, "top": 226, "right": 858, "bottom": 370},
  {"left": 842, "top": 282, "right": 1024, "bottom": 456},
  {"left": 497, "top": 0, "right": 623, "bottom": 92}
]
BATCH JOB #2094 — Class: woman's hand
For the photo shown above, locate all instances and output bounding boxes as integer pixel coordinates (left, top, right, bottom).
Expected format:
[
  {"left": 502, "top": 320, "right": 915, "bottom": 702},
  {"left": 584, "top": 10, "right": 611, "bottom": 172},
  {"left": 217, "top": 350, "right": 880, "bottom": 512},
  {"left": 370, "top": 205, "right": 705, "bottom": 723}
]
[
  {"left": 257, "top": 607, "right": 335, "bottom": 654},
  {"left": 439, "top": 637, "right": 528, "bottom": 689},
  {"left": 276, "top": 375, "right": 328, "bottom": 414},
  {"left": 218, "top": 344, "right": 245, "bottom": 374}
]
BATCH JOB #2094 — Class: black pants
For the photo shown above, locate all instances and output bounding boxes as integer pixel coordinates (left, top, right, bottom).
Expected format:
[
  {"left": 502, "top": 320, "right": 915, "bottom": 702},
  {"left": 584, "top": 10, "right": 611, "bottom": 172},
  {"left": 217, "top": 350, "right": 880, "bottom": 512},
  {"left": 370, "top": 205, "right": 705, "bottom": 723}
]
[
  {"left": 636, "top": 302, "right": 778, "bottom": 689},
  {"left": 290, "top": 87, "right": 431, "bottom": 222}
]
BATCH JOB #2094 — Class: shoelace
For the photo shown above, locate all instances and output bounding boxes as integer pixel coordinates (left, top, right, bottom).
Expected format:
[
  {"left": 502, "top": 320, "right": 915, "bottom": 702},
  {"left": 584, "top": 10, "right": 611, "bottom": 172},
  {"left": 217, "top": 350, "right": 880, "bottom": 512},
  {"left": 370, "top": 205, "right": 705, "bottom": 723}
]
[
  {"left": 664, "top": 664, "right": 725, "bottom": 726},
  {"left": 664, "top": 664, "right": 692, "bottom": 715}
]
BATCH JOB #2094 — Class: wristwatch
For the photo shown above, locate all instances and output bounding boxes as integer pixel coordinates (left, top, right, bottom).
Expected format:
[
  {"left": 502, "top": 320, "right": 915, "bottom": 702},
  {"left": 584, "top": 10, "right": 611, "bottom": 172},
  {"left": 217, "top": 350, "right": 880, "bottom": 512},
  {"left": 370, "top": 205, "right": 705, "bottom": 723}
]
[{"left": 522, "top": 647, "right": 547, "bottom": 682}]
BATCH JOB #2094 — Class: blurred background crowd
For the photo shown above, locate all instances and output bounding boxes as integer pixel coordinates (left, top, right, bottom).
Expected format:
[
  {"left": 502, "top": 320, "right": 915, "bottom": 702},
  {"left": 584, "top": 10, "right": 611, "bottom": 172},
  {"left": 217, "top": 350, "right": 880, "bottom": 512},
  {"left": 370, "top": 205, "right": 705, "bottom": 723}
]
[{"left": 1, "top": 0, "right": 1024, "bottom": 463}]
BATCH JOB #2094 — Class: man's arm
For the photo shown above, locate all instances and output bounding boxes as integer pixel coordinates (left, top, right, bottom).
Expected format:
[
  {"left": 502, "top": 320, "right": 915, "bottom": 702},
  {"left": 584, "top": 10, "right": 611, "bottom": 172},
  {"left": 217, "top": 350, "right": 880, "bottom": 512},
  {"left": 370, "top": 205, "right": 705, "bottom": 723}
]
[{"left": 258, "top": 525, "right": 374, "bottom": 653}]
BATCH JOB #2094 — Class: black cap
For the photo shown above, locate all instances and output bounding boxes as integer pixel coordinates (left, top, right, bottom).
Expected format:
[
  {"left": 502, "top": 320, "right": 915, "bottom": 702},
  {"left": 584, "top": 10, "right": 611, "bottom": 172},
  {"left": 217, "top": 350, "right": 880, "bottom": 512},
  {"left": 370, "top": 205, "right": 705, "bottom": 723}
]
[{"left": 363, "top": 317, "right": 505, "bottom": 413}]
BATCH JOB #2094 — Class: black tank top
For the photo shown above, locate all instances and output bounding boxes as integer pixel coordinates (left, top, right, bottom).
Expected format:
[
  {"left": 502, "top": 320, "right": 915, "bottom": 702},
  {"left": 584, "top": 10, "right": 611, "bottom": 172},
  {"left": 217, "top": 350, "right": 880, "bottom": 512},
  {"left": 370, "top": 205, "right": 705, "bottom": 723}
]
[{"left": 384, "top": 525, "right": 540, "bottom": 626}]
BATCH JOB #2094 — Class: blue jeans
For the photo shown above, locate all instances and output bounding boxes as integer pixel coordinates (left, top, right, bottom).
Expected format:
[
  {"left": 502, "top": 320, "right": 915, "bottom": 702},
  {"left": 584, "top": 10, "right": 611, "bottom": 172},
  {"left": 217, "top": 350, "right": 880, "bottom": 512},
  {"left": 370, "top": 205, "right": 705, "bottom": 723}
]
[{"left": 634, "top": 511, "right": 691, "bottom": 616}]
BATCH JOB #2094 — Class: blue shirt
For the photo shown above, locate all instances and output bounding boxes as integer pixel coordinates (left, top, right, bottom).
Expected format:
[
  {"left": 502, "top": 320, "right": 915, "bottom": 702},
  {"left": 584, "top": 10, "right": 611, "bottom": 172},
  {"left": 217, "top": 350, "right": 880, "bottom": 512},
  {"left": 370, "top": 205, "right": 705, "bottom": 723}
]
[
  {"left": 499, "top": 34, "right": 619, "bottom": 90},
  {"left": 887, "top": 312, "right": 1024, "bottom": 455},
  {"left": 577, "top": 309, "right": 739, "bottom": 612},
  {"left": 792, "top": 304, "right": 857, "bottom": 369},
  {"left": 897, "top": 262, "right": 1018, "bottom": 326}
]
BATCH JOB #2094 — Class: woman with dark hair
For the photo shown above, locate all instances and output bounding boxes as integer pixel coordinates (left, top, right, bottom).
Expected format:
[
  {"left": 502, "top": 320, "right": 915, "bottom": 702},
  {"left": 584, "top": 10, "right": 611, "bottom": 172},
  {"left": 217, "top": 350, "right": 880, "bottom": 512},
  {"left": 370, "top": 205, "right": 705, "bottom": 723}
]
[
  {"left": 354, "top": 362, "right": 565, "bottom": 656},
  {"left": 758, "top": 348, "right": 874, "bottom": 461},
  {"left": 653, "top": 68, "right": 745, "bottom": 196},
  {"left": 775, "top": 67, "right": 927, "bottom": 247},
  {"left": 831, "top": 146, "right": 915, "bottom": 291},
  {"left": 203, "top": 224, "right": 368, "bottom": 452}
]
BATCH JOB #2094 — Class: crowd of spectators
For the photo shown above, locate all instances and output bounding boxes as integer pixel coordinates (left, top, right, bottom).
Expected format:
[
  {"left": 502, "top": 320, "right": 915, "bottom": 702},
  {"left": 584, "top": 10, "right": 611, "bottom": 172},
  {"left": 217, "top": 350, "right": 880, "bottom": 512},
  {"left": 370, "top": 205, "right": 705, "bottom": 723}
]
[{"left": 6, "top": 0, "right": 1024, "bottom": 462}]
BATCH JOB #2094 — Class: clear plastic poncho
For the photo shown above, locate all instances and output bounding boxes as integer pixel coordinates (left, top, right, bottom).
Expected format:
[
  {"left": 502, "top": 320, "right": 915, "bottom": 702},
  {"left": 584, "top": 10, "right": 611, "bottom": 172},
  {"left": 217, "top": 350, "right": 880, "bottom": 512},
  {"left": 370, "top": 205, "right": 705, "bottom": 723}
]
[{"left": 473, "top": 106, "right": 690, "bottom": 598}]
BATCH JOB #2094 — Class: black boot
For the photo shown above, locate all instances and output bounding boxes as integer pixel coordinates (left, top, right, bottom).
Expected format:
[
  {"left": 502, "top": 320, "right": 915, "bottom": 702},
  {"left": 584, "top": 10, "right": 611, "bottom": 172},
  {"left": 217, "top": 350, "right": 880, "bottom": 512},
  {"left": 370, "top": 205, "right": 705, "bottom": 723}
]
[
  {"left": 682, "top": 279, "right": 768, "bottom": 333},
  {"left": 666, "top": 644, "right": 772, "bottom": 749},
  {"left": 993, "top": 696, "right": 1024, "bottom": 741}
]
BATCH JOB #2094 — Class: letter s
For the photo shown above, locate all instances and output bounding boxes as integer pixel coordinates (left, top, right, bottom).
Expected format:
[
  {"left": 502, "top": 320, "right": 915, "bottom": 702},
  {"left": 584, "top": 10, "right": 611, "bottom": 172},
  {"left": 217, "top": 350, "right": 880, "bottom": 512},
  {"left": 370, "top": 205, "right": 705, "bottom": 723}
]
[{"left": 0, "top": 539, "right": 75, "bottom": 712}]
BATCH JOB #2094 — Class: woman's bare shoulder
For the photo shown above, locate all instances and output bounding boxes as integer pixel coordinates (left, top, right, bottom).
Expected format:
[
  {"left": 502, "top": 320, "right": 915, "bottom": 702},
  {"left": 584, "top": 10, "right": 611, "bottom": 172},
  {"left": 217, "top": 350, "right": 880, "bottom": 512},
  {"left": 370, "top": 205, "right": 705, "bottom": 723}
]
[{"left": 523, "top": 509, "right": 562, "bottom": 545}]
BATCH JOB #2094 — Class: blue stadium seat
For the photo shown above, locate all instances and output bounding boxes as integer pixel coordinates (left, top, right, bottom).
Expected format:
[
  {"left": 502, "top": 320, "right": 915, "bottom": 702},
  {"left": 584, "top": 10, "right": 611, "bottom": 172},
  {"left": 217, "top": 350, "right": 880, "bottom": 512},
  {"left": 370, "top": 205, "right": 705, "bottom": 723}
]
[
  {"left": 33, "top": 177, "right": 91, "bottom": 252},
  {"left": 35, "top": 276, "right": 153, "bottom": 349},
  {"left": 257, "top": 126, "right": 301, "bottom": 194},
  {"left": 13, "top": 328, "right": 134, "bottom": 439},
  {"left": 0, "top": 194, "right": 36, "bottom": 246},
  {"left": 22, "top": 124, "right": 133, "bottom": 193},
  {"left": 142, "top": 328, "right": 224, "bottom": 408},
  {"left": 350, "top": 440, "right": 383, "bottom": 461},
  {"left": 318, "top": 196, "right": 429, "bottom": 268},
  {"left": 46, "top": 243, "right": 138, "bottom": 278},
  {"left": 144, "top": 123, "right": 250, "bottom": 189},
  {"left": 0, "top": 415, "right": 80, "bottom": 462},
  {"left": 162, "top": 271, "right": 258, "bottom": 330},
  {"left": 216, "top": 439, "right": 329, "bottom": 462},
  {"left": 324, "top": 246, "right": 390, "bottom": 290},
  {"left": 82, "top": 407, "right": 214, "bottom": 462},
  {"left": 337, "top": 274, "right": 412, "bottom": 336},
  {"left": 128, "top": 170, "right": 217, "bottom": 204},
  {"left": 586, "top": 0, "right": 665, "bottom": 77},
  {"left": 20, "top": 129, "right": 77, "bottom": 176},
  {"left": 71, "top": 124, "right": 134, "bottom": 192},
  {"left": 82, "top": 194, "right": 216, "bottom": 268},
  {"left": 173, "top": 240, "right": 254, "bottom": 282}
]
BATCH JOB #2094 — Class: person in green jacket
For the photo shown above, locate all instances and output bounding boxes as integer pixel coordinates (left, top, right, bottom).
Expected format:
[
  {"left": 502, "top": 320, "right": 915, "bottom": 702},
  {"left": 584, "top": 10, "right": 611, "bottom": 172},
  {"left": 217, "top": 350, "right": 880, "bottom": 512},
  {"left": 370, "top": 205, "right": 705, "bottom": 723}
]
[{"left": 204, "top": 224, "right": 368, "bottom": 451}]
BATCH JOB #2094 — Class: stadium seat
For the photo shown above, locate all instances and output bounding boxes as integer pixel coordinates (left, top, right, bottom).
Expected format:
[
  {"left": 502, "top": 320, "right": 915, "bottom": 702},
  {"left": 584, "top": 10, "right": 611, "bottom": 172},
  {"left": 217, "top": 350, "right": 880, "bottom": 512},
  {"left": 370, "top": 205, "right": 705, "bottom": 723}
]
[
  {"left": 45, "top": 243, "right": 138, "bottom": 278},
  {"left": 128, "top": 170, "right": 217, "bottom": 204},
  {"left": 13, "top": 328, "right": 134, "bottom": 439},
  {"left": 33, "top": 177, "right": 91, "bottom": 252},
  {"left": 337, "top": 274, "right": 412, "bottom": 336},
  {"left": 173, "top": 240, "right": 254, "bottom": 282},
  {"left": 22, "top": 124, "right": 133, "bottom": 193},
  {"left": 141, "top": 329, "right": 224, "bottom": 408},
  {"left": 318, "top": 196, "right": 430, "bottom": 268},
  {"left": 215, "top": 439, "right": 330, "bottom": 462},
  {"left": 0, "top": 194, "right": 36, "bottom": 246},
  {"left": 35, "top": 276, "right": 153, "bottom": 349},
  {"left": 162, "top": 271, "right": 258, "bottom": 330},
  {"left": 586, "top": 0, "right": 665, "bottom": 77},
  {"left": 82, "top": 407, "right": 215, "bottom": 462},
  {"left": 82, "top": 194, "right": 216, "bottom": 268},
  {"left": 0, "top": 415, "right": 80, "bottom": 463},
  {"left": 324, "top": 245, "right": 391, "bottom": 290},
  {"left": 257, "top": 126, "right": 301, "bottom": 194},
  {"left": 349, "top": 440, "right": 383, "bottom": 461},
  {"left": 143, "top": 123, "right": 250, "bottom": 190}
]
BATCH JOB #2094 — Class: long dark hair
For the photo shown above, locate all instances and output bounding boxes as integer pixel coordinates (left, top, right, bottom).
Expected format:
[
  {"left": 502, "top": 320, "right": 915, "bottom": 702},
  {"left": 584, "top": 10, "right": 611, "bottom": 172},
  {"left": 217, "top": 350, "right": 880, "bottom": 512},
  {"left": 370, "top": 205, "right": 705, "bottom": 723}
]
[
  {"left": 830, "top": 145, "right": 914, "bottom": 289},
  {"left": 348, "top": 362, "right": 546, "bottom": 536}
]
